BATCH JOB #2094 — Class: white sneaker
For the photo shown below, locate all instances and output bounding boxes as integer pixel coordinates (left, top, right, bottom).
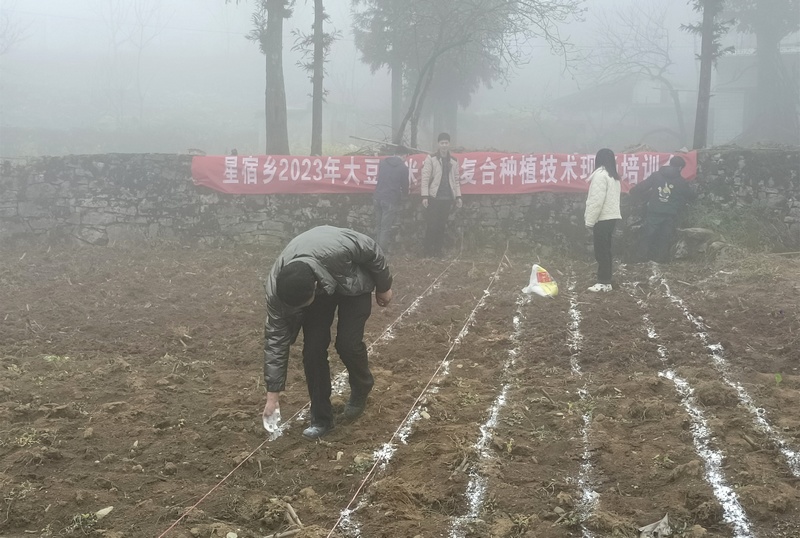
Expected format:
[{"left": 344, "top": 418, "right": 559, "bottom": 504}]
[{"left": 587, "top": 283, "right": 612, "bottom": 292}]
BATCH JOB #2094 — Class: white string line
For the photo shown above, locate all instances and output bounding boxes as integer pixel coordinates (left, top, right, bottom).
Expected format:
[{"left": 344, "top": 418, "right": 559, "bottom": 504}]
[
  {"left": 567, "top": 276, "right": 598, "bottom": 538},
  {"left": 327, "top": 251, "right": 510, "bottom": 538},
  {"left": 158, "top": 261, "right": 462, "bottom": 534},
  {"left": 332, "top": 257, "right": 460, "bottom": 392},
  {"left": 655, "top": 269, "right": 800, "bottom": 478},
  {"left": 624, "top": 282, "right": 753, "bottom": 538},
  {"left": 448, "top": 294, "right": 524, "bottom": 537}
]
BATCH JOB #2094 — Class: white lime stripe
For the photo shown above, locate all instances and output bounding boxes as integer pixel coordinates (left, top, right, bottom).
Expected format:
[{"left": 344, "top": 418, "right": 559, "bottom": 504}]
[
  {"left": 449, "top": 296, "right": 523, "bottom": 537},
  {"left": 627, "top": 282, "right": 753, "bottom": 537},
  {"left": 656, "top": 273, "right": 800, "bottom": 478},
  {"left": 567, "top": 279, "right": 598, "bottom": 538}
]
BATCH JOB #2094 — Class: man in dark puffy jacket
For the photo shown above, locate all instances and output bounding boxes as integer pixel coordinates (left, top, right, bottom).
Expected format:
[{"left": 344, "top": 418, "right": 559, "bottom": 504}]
[
  {"left": 261, "top": 226, "right": 394, "bottom": 439},
  {"left": 631, "top": 156, "right": 697, "bottom": 263},
  {"left": 373, "top": 150, "right": 409, "bottom": 254}
]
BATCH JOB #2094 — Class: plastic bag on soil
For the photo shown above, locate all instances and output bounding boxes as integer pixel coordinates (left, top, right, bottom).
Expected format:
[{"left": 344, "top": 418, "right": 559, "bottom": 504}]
[{"left": 522, "top": 264, "right": 558, "bottom": 297}]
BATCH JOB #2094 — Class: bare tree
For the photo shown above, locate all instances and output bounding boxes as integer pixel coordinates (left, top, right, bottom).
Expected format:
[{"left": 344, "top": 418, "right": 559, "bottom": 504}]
[
  {"left": 92, "top": 0, "right": 168, "bottom": 127},
  {"left": 583, "top": 1, "right": 689, "bottom": 147},
  {"left": 130, "top": 1, "right": 170, "bottom": 123},
  {"left": 683, "top": 0, "right": 734, "bottom": 149},
  {"left": 0, "top": 3, "right": 31, "bottom": 55},
  {"left": 726, "top": 0, "right": 800, "bottom": 145},
  {"left": 292, "top": 1, "right": 339, "bottom": 155},
  {"left": 247, "top": 0, "right": 293, "bottom": 155},
  {"left": 399, "top": 0, "right": 582, "bottom": 147},
  {"left": 92, "top": 0, "right": 134, "bottom": 128},
  {"left": 354, "top": 0, "right": 583, "bottom": 147},
  {"left": 352, "top": 0, "right": 408, "bottom": 136}
]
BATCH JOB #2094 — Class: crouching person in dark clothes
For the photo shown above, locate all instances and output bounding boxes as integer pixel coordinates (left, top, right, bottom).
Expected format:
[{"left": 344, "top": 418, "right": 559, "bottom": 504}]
[
  {"left": 631, "top": 156, "right": 697, "bottom": 263},
  {"left": 261, "top": 225, "right": 394, "bottom": 440}
]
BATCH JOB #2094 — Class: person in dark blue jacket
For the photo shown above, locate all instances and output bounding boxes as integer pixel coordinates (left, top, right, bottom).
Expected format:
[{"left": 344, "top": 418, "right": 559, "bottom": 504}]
[
  {"left": 373, "top": 150, "right": 410, "bottom": 255},
  {"left": 631, "top": 156, "right": 697, "bottom": 263}
]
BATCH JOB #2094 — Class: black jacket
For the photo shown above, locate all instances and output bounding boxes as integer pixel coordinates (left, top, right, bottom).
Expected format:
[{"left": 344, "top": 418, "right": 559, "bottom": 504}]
[
  {"left": 263, "top": 226, "right": 393, "bottom": 392},
  {"left": 373, "top": 156, "right": 410, "bottom": 204},
  {"left": 631, "top": 165, "right": 696, "bottom": 216}
]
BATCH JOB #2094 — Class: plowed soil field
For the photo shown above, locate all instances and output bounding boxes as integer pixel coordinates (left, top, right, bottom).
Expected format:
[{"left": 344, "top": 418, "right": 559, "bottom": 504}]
[{"left": 1, "top": 242, "right": 798, "bottom": 538}]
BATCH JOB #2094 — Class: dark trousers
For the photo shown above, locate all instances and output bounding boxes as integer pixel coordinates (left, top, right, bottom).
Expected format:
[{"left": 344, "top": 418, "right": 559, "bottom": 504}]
[
  {"left": 424, "top": 199, "right": 453, "bottom": 257},
  {"left": 302, "top": 292, "right": 373, "bottom": 427},
  {"left": 640, "top": 213, "right": 677, "bottom": 263},
  {"left": 593, "top": 219, "right": 617, "bottom": 284},
  {"left": 374, "top": 199, "right": 400, "bottom": 254}
]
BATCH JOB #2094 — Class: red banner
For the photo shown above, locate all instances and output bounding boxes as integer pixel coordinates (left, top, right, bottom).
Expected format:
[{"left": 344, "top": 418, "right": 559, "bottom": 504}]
[{"left": 191, "top": 151, "right": 697, "bottom": 195}]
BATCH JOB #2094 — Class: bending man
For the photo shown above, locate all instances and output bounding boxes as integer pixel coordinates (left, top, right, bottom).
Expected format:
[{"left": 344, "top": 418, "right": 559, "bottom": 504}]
[
  {"left": 261, "top": 226, "right": 393, "bottom": 440},
  {"left": 631, "top": 156, "right": 696, "bottom": 263}
]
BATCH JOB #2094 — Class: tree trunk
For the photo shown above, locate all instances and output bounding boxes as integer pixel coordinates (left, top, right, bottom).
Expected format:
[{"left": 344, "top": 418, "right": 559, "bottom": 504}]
[
  {"left": 265, "top": 0, "right": 290, "bottom": 155},
  {"left": 392, "top": 37, "right": 468, "bottom": 146},
  {"left": 692, "top": 0, "right": 715, "bottom": 149},
  {"left": 310, "top": 0, "right": 324, "bottom": 155},
  {"left": 394, "top": 60, "right": 434, "bottom": 145},
  {"left": 391, "top": 50, "right": 403, "bottom": 137},
  {"left": 409, "top": 66, "right": 436, "bottom": 148},
  {"left": 750, "top": 23, "right": 799, "bottom": 144}
]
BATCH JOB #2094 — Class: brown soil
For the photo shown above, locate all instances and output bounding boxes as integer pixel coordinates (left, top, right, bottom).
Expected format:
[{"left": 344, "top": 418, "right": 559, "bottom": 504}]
[{"left": 1, "top": 243, "right": 798, "bottom": 538}]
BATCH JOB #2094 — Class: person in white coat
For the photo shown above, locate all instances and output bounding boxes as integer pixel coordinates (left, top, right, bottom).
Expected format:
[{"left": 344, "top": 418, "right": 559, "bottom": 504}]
[
  {"left": 584, "top": 148, "right": 622, "bottom": 292},
  {"left": 421, "top": 132, "right": 463, "bottom": 257}
]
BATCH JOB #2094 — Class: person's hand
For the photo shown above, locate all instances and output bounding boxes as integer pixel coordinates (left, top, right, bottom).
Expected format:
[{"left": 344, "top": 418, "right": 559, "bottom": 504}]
[
  {"left": 422, "top": 198, "right": 429, "bottom": 208},
  {"left": 376, "top": 289, "right": 393, "bottom": 307},
  {"left": 456, "top": 198, "right": 463, "bottom": 209},
  {"left": 263, "top": 391, "right": 280, "bottom": 418}
]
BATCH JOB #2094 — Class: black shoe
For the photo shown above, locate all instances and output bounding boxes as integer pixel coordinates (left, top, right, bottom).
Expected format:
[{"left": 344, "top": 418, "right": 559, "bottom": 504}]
[
  {"left": 302, "top": 423, "right": 334, "bottom": 440},
  {"left": 343, "top": 400, "right": 366, "bottom": 420}
]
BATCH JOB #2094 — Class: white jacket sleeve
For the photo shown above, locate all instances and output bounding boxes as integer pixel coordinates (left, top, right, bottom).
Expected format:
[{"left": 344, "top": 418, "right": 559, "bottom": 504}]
[
  {"left": 451, "top": 157, "right": 462, "bottom": 198},
  {"left": 421, "top": 156, "right": 433, "bottom": 198},
  {"left": 584, "top": 170, "right": 607, "bottom": 227}
]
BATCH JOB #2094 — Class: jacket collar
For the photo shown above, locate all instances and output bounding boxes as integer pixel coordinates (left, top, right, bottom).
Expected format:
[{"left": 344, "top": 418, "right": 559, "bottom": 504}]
[{"left": 299, "top": 257, "right": 336, "bottom": 295}]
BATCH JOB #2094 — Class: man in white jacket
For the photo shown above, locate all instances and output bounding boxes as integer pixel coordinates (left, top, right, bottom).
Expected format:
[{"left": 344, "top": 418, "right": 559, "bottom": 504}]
[
  {"left": 584, "top": 148, "right": 622, "bottom": 292},
  {"left": 421, "top": 132, "right": 462, "bottom": 257}
]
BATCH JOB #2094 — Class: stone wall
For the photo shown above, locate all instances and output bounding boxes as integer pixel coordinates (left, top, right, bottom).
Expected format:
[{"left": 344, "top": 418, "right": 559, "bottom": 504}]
[
  {"left": 698, "top": 148, "right": 800, "bottom": 223},
  {"left": 1, "top": 149, "right": 797, "bottom": 252}
]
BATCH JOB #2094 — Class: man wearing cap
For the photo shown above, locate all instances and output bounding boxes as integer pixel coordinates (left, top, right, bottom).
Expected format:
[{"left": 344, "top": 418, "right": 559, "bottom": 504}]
[
  {"left": 631, "top": 156, "right": 697, "bottom": 263},
  {"left": 261, "top": 226, "right": 394, "bottom": 440},
  {"left": 421, "top": 132, "right": 462, "bottom": 258}
]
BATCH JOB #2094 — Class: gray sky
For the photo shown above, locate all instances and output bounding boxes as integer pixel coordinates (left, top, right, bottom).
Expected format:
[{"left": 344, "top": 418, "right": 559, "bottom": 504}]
[{"left": 0, "top": 0, "right": 712, "bottom": 155}]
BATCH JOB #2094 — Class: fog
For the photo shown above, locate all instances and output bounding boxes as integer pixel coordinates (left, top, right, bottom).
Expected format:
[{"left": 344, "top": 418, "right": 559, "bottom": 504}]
[{"left": 0, "top": 0, "right": 789, "bottom": 157}]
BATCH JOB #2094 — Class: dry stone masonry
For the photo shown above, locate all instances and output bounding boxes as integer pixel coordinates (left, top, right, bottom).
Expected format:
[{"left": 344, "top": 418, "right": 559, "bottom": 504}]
[{"left": 1, "top": 149, "right": 797, "bottom": 252}]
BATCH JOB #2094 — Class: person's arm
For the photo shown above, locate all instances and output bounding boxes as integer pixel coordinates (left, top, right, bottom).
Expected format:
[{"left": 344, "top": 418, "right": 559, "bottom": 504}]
[
  {"left": 264, "top": 299, "right": 293, "bottom": 392},
  {"left": 348, "top": 233, "right": 393, "bottom": 306},
  {"left": 451, "top": 156, "right": 463, "bottom": 207},
  {"left": 584, "top": 171, "right": 606, "bottom": 227},
  {"left": 421, "top": 156, "right": 432, "bottom": 207},
  {"left": 630, "top": 171, "right": 658, "bottom": 196},
  {"left": 401, "top": 163, "right": 410, "bottom": 196},
  {"left": 262, "top": 290, "right": 295, "bottom": 418},
  {"left": 351, "top": 235, "right": 392, "bottom": 292}
]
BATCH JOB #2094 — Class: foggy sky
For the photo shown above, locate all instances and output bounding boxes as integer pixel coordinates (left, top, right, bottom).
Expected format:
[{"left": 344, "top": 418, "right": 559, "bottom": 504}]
[{"left": 0, "top": 0, "right": 727, "bottom": 155}]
